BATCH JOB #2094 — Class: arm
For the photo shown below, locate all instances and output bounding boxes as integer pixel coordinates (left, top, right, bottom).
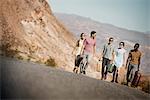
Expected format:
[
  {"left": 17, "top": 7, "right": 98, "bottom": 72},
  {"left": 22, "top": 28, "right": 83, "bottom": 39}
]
[
  {"left": 112, "top": 49, "right": 115, "bottom": 62},
  {"left": 80, "top": 39, "right": 86, "bottom": 55},
  {"left": 123, "top": 52, "right": 126, "bottom": 66},
  {"left": 110, "top": 46, "right": 115, "bottom": 64},
  {"left": 93, "top": 45, "right": 96, "bottom": 57},
  {"left": 80, "top": 44, "right": 85, "bottom": 55},
  {"left": 138, "top": 57, "right": 141, "bottom": 71},
  {"left": 110, "top": 49, "right": 115, "bottom": 64},
  {"left": 125, "top": 51, "right": 131, "bottom": 69},
  {"left": 138, "top": 53, "right": 141, "bottom": 71}
]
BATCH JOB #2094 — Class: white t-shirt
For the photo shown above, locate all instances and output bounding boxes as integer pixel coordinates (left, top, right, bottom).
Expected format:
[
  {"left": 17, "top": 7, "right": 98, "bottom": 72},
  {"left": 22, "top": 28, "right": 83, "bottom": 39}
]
[
  {"left": 114, "top": 48, "right": 126, "bottom": 68},
  {"left": 75, "top": 39, "right": 84, "bottom": 56}
]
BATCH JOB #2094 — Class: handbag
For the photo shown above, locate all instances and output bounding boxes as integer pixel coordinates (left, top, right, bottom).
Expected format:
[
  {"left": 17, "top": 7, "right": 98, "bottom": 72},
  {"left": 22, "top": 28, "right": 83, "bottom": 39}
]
[{"left": 108, "top": 63, "right": 114, "bottom": 73}]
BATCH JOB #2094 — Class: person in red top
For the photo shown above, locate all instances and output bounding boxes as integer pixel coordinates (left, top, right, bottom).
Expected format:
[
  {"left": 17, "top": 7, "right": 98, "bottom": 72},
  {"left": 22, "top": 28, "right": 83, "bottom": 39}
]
[{"left": 81, "top": 31, "right": 96, "bottom": 74}]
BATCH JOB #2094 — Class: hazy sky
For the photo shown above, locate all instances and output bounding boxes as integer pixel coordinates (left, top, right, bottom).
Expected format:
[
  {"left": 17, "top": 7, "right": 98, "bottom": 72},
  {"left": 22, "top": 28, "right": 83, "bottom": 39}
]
[{"left": 49, "top": 0, "right": 149, "bottom": 33}]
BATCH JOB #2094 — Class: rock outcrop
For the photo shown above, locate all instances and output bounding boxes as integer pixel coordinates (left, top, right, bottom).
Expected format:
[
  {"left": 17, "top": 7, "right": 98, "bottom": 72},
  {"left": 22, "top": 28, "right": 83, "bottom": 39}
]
[{"left": 0, "top": 0, "right": 75, "bottom": 69}]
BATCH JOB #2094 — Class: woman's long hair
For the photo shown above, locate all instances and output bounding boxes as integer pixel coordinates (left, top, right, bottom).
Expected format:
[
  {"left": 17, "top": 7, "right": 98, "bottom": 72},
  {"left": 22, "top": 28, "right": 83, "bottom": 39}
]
[{"left": 76, "top": 33, "right": 84, "bottom": 47}]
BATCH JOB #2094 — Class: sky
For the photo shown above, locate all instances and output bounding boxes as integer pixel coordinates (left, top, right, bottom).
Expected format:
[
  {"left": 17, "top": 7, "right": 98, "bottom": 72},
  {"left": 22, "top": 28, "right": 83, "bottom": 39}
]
[{"left": 49, "top": 0, "right": 149, "bottom": 33}]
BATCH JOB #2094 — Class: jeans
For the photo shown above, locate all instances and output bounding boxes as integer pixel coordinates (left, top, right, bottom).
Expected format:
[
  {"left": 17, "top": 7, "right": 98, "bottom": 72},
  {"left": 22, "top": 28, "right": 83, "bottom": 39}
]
[
  {"left": 126, "top": 63, "right": 138, "bottom": 84},
  {"left": 112, "top": 65, "right": 118, "bottom": 82},
  {"left": 101, "top": 57, "right": 111, "bottom": 79},
  {"left": 82, "top": 51, "right": 92, "bottom": 70},
  {"left": 75, "top": 55, "right": 83, "bottom": 67}
]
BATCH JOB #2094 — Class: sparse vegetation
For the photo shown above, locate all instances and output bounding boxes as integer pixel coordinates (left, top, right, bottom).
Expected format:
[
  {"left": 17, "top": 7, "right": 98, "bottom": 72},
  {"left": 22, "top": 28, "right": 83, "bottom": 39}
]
[
  {"left": 0, "top": 44, "right": 19, "bottom": 58},
  {"left": 45, "top": 57, "right": 57, "bottom": 67},
  {"left": 35, "top": 59, "right": 41, "bottom": 63},
  {"left": 0, "top": 16, "right": 20, "bottom": 58},
  {"left": 139, "top": 80, "right": 150, "bottom": 94},
  {"left": 17, "top": 55, "right": 24, "bottom": 60}
]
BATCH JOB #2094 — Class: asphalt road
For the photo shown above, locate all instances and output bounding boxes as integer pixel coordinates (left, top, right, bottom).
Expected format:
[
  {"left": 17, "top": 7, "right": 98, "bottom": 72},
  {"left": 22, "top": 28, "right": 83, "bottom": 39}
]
[{"left": 1, "top": 56, "right": 150, "bottom": 100}]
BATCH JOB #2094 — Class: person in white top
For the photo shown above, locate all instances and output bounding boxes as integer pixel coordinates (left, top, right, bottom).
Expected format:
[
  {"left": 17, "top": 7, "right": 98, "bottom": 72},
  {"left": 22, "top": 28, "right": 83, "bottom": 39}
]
[
  {"left": 72, "top": 33, "right": 85, "bottom": 73},
  {"left": 111, "top": 42, "right": 126, "bottom": 83}
]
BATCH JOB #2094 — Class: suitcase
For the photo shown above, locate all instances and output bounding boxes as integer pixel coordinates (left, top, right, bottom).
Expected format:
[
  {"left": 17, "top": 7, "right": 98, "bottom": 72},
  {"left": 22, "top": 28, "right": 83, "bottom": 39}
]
[{"left": 131, "top": 71, "right": 141, "bottom": 87}]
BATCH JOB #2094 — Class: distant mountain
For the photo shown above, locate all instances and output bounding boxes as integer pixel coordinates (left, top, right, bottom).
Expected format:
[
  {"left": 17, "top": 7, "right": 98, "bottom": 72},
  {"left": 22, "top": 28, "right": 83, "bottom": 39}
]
[
  {"left": 55, "top": 13, "right": 149, "bottom": 47},
  {"left": 54, "top": 13, "right": 150, "bottom": 74}
]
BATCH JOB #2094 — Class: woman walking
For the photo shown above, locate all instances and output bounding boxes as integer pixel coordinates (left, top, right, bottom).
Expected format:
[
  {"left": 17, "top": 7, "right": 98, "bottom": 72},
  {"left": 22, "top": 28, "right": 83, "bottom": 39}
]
[
  {"left": 111, "top": 42, "right": 126, "bottom": 83},
  {"left": 72, "top": 33, "right": 85, "bottom": 73}
]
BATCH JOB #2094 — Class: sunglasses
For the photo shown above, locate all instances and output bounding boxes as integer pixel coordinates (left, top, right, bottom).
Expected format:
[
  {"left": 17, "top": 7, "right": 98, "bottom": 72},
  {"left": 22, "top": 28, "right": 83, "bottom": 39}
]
[{"left": 109, "top": 39, "right": 113, "bottom": 42}]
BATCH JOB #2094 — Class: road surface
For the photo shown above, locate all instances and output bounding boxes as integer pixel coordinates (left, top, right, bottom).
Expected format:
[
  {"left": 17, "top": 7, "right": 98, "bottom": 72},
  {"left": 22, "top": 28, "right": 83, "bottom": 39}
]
[{"left": 1, "top": 56, "right": 150, "bottom": 100}]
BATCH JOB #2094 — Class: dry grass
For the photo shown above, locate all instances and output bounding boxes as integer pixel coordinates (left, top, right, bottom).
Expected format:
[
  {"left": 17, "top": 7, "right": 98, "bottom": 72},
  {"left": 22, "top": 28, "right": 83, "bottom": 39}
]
[
  {"left": 138, "top": 77, "right": 150, "bottom": 94},
  {"left": 0, "top": 45, "right": 19, "bottom": 58},
  {"left": 45, "top": 57, "right": 57, "bottom": 67}
]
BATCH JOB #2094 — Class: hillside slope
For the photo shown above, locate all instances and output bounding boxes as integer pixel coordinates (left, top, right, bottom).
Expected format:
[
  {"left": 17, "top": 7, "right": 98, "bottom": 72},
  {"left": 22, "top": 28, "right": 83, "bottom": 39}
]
[{"left": 0, "top": 0, "right": 75, "bottom": 69}]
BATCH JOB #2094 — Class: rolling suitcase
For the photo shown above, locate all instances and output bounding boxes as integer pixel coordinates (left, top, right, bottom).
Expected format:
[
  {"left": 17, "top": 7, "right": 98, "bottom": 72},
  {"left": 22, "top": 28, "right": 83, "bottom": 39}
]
[{"left": 131, "top": 71, "right": 141, "bottom": 87}]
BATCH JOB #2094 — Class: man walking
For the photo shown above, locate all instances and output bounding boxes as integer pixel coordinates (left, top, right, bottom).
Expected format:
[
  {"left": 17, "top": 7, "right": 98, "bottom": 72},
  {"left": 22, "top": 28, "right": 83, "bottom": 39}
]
[
  {"left": 125, "top": 43, "right": 142, "bottom": 86},
  {"left": 100, "top": 37, "right": 115, "bottom": 80},
  {"left": 81, "top": 31, "right": 96, "bottom": 74}
]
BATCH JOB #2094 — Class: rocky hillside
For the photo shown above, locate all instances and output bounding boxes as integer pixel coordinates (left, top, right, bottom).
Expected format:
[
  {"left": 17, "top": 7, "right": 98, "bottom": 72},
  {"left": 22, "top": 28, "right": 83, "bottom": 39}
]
[{"left": 0, "top": 0, "right": 75, "bottom": 70}]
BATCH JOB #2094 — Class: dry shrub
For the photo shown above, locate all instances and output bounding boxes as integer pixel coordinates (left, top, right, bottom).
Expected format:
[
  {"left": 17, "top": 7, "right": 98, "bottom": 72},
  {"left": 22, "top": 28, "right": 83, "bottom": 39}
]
[{"left": 45, "top": 57, "right": 57, "bottom": 67}]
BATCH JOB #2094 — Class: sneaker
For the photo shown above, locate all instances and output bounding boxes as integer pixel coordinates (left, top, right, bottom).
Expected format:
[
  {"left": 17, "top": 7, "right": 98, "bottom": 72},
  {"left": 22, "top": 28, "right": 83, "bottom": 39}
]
[
  {"left": 131, "top": 84, "right": 136, "bottom": 88},
  {"left": 111, "top": 80, "right": 114, "bottom": 83},
  {"left": 75, "top": 68, "right": 78, "bottom": 74},
  {"left": 115, "top": 81, "right": 118, "bottom": 83},
  {"left": 104, "top": 75, "right": 107, "bottom": 80},
  {"left": 125, "top": 82, "right": 129, "bottom": 86},
  {"left": 83, "top": 71, "right": 86, "bottom": 74},
  {"left": 128, "top": 82, "right": 132, "bottom": 87},
  {"left": 73, "top": 68, "right": 76, "bottom": 73}
]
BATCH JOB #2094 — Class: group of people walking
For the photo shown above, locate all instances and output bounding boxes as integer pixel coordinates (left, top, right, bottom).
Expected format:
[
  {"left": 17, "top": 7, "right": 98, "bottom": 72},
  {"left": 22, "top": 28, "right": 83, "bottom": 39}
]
[{"left": 72, "top": 31, "right": 142, "bottom": 86}]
